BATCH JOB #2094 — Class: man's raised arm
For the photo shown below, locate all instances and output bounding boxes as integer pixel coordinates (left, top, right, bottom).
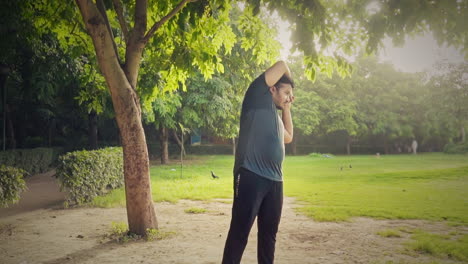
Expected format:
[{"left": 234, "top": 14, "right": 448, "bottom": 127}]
[
  {"left": 264, "top": 61, "right": 292, "bottom": 87},
  {"left": 282, "top": 99, "right": 294, "bottom": 144},
  {"left": 265, "top": 61, "right": 295, "bottom": 144}
]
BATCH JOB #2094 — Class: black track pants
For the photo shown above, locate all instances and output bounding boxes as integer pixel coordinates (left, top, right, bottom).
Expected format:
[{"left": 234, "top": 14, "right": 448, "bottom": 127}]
[{"left": 222, "top": 167, "right": 283, "bottom": 264}]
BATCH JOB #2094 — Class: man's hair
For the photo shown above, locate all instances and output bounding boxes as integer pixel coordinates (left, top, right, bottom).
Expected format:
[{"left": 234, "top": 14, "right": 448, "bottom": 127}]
[{"left": 274, "top": 74, "right": 294, "bottom": 89}]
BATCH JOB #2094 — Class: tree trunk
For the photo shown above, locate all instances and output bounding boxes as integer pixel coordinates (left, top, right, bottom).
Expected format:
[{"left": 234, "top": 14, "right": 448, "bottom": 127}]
[
  {"left": 346, "top": 136, "right": 352, "bottom": 155},
  {"left": 5, "top": 104, "right": 15, "bottom": 149},
  {"left": 0, "top": 65, "right": 8, "bottom": 151},
  {"left": 75, "top": 0, "right": 157, "bottom": 235},
  {"left": 461, "top": 126, "right": 466, "bottom": 143},
  {"left": 291, "top": 136, "right": 297, "bottom": 155},
  {"left": 172, "top": 129, "right": 186, "bottom": 157},
  {"left": 120, "top": 109, "right": 157, "bottom": 235},
  {"left": 88, "top": 111, "right": 98, "bottom": 150},
  {"left": 384, "top": 136, "right": 389, "bottom": 154},
  {"left": 159, "top": 126, "right": 169, "bottom": 164},
  {"left": 232, "top": 137, "right": 236, "bottom": 156},
  {"left": 48, "top": 118, "right": 56, "bottom": 147}
]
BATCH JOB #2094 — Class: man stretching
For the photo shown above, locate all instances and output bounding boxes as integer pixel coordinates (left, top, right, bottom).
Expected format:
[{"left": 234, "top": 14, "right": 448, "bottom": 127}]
[{"left": 222, "top": 61, "right": 295, "bottom": 264}]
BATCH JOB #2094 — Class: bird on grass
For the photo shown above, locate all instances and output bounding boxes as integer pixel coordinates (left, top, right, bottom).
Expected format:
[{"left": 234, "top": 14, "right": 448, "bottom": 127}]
[
  {"left": 340, "top": 165, "right": 352, "bottom": 170},
  {"left": 211, "top": 171, "right": 219, "bottom": 179}
]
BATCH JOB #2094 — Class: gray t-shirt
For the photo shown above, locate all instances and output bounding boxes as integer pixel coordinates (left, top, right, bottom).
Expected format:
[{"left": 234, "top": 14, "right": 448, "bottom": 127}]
[{"left": 233, "top": 73, "right": 285, "bottom": 181}]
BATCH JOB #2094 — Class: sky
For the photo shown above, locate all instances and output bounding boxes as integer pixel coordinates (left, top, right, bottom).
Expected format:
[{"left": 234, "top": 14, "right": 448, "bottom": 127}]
[
  {"left": 378, "top": 34, "right": 465, "bottom": 73},
  {"left": 275, "top": 21, "right": 466, "bottom": 73}
]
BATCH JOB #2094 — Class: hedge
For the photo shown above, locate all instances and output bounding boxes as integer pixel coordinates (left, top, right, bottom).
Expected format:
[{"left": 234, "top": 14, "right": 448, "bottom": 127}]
[
  {"left": 444, "top": 142, "right": 468, "bottom": 154},
  {"left": 0, "top": 165, "right": 27, "bottom": 208},
  {"left": 55, "top": 147, "right": 124, "bottom": 206},
  {"left": 0, "top": 147, "right": 63, "bottom": 175}
]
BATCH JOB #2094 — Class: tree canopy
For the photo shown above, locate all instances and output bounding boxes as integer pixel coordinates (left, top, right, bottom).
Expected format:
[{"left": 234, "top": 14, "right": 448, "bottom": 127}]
[{"left": 250, "top": 0, "right": 467, "bottom": 80}]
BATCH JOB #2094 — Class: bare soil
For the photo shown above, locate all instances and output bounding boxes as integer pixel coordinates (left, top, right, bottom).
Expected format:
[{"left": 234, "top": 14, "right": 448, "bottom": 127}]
[{"left": 0, "top": 171, "right": 466, "bottom": 264}]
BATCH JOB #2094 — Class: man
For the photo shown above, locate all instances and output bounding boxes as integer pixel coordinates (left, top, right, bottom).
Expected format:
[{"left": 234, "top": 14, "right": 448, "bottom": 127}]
[
  {"left": 411, "top": 139, "right": 418, "bottom": 154},
  {"left": 222, "top": 61, "right": 295, "bottom": 264}
]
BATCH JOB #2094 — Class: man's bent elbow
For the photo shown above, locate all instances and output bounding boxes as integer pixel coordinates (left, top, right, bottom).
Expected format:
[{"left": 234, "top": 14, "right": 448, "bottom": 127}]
[{"left": 284, "top": 136, "right": 293, "bottom": 144}]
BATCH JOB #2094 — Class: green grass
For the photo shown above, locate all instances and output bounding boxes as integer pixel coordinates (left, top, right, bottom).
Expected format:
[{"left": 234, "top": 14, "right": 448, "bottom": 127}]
[
  {"left": 285, "top": 153, "right": 468, "bottom": 222},
  {"left": 105, "top": 221, "right": 175, "bottom": 243},
  {"left": 184, "top": 207, "right": 207, "bottom": 214},
  {"left": 404, "top": 230, "right": 468, "bottom": 261},
  {"left": 93, "top": 156, "right": 233, "bottom": 207},
  {"left": 145, "top": 228, "right": 176, "bottom": 241},
  {"left": 92, "top": 153, "right": 468, "bottom": 223},
  {"left": 377, "top": 229, "right": 402, "bottom": 238}
]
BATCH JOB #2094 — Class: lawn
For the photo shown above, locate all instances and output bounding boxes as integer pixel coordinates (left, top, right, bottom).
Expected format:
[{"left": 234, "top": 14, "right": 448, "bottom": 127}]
[{"left": 92, "top": 153, "right": 468, "bottom": 224}]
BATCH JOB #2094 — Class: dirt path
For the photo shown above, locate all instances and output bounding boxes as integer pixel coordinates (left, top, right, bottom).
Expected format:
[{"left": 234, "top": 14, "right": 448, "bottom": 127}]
[
  {"left": 0, "top": 170, "right": 65, "bottom": 218},
  {"left": 0, "top": 172, "right": 465, "bottom": 264}
]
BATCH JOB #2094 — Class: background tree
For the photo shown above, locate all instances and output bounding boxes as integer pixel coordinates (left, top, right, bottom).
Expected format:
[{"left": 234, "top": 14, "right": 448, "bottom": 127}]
[
  {"left": 351, "top": 56, "right": 416, "bottom": 154},
  {"left": 39, "top": 0, "right": 116, "bottom": 150},
  {"left": 290, "top": 56, "right": 360, "bottom": 155},
  {"left": 141, "top": 6, "right": 279, "bottom": 163},
  {"left": 143, "top": 92, "right": 181, "bottom": 164},
  {"left": 0, "top": 1, "right": 88, "bottom": 150},
  {"left": 426, "top": 62, "right": 468, "bottom": 144},
  {"left": 288, "top": 56, "right": 322, "bottom": 155},
  {"left": 71, "top": 0, "right": 243, "bottom": 234},
  {"left": 289, "top": 53, "right": 466, "bottom": 155},
  {"left": 0, "top": 0, "right": 117, "bottom": 151}
]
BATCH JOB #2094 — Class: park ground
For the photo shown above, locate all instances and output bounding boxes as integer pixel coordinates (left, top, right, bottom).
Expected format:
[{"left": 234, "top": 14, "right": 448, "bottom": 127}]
[{"left": 1, "top": 154, "right": 467, "bottom": 264}]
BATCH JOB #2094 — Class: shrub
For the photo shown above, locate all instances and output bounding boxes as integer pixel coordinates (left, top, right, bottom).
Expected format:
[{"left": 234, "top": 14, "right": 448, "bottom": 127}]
[
  {"left": 444, "top": 142, "right": 468, "bottom": 154},
  {"left": 0, "top": 147, "right": 63, "bottom": 175},
  {"left": 55, "top": 147, "right": 124, "bottom": 205},
  {"left": 0, "top": 165, "right": 27, "bottom": 208}
]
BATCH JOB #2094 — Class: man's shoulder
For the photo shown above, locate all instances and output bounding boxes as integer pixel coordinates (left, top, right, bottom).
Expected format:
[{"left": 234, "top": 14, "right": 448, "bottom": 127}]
[
  {"left": 244, "top": 73, "right": 269, "bottom": 106},
  {"left": 249, "top": 72, "right": 267, "bottom": 89}
]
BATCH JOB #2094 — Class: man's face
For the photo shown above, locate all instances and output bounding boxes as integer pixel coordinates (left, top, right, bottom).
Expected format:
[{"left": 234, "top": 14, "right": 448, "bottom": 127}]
[{"left": 270, "top": 83, "right": 293, "bottom": 110}]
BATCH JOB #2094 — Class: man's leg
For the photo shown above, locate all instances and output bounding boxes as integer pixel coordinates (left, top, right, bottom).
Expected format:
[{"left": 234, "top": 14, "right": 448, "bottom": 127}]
[
  {"left": 257, "top": 181, "right": 283, "bottom": 264},
  {"left": 222, "top": 169, "right": 270, "bottom": 264}
]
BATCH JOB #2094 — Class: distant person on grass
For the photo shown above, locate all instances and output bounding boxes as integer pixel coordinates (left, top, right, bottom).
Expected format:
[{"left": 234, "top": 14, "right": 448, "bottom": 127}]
[
  {"left": 412, "top": 139, "right": 418, "bottom": 154},
  {"left": 222, "top": 61, "right": 295, "bottom": 264}
]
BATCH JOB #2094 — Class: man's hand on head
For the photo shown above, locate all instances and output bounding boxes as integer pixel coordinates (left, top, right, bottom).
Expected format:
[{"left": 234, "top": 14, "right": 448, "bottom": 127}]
[{"left": 283, "top": 95, "right": 295, "bottom": 111}]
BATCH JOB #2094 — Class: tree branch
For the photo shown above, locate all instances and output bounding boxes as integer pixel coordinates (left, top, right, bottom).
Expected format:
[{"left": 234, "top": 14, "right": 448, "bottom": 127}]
[
  {"left": 171, "top": 129, "right": 186, "bottom": 157},
  {"left": 70, "top": 21, "right": 78, "bottom": 35},
  {"left": 143, "top": 0, "right": 195, "bottom": 44},
  {"left": 133, "top": 0, "right": 148, "bottom": 38},
  {"left": 96, "top": 0, "right": 121, "bottom": 63},
  {"left": 112, "top": 0, "right": 129, "bottom": 43},
  {"left": 172, "top": 129, "right": 182, "bottom": 146},
  {"left": 74, "top": 0, "right": 127, "bottom": 93}
]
